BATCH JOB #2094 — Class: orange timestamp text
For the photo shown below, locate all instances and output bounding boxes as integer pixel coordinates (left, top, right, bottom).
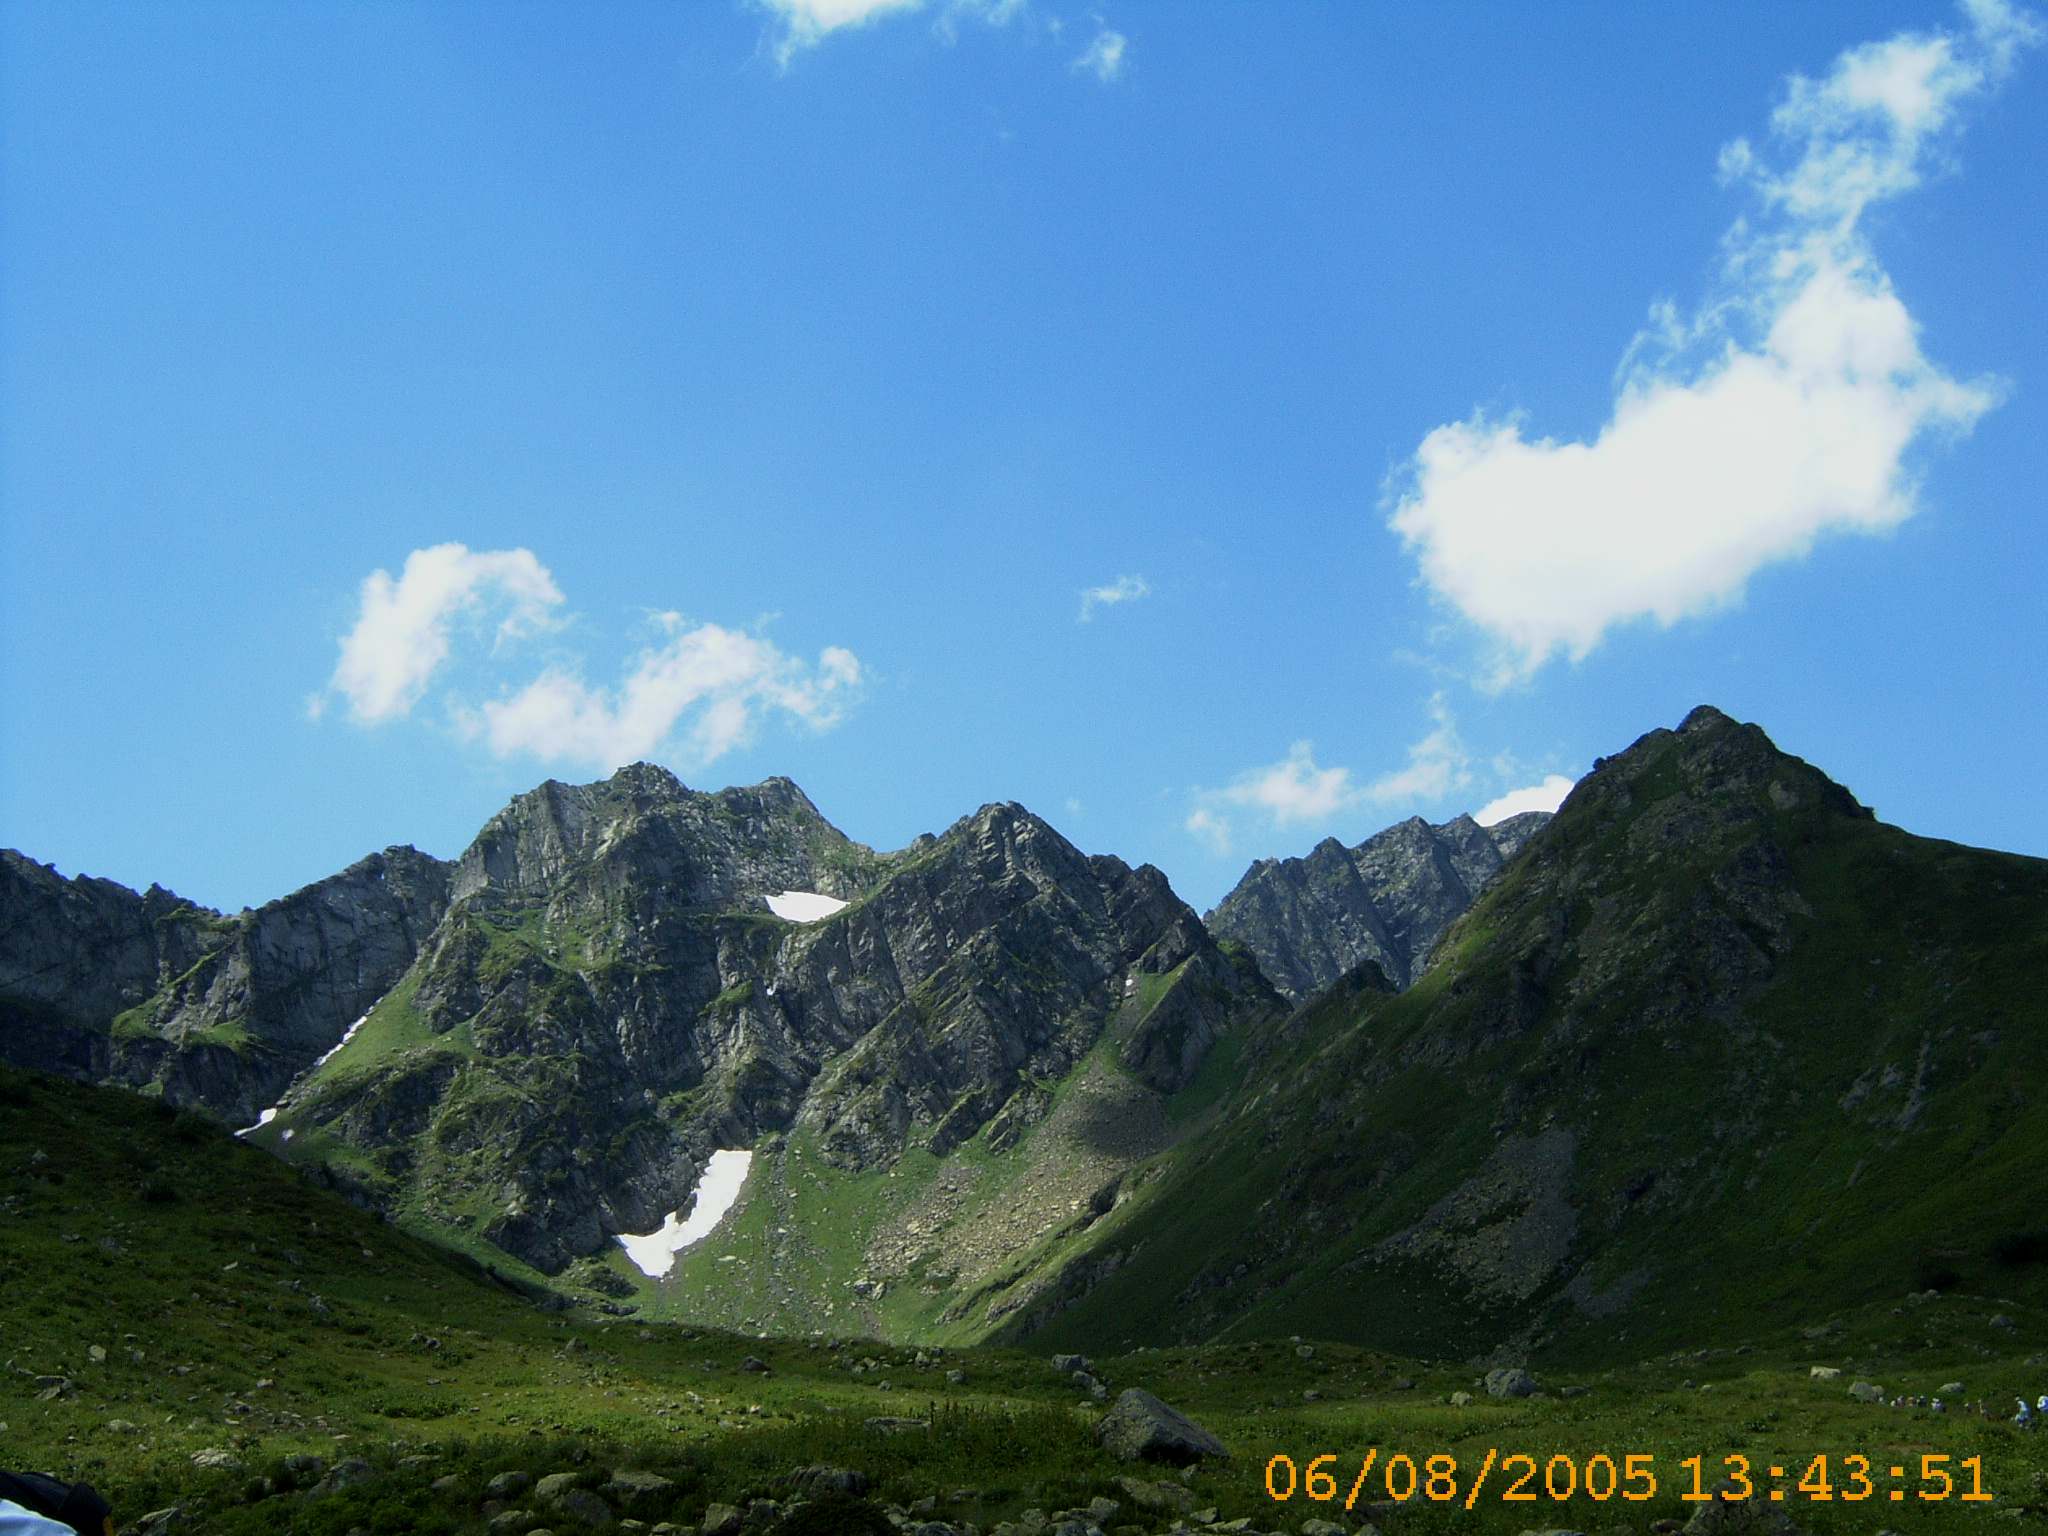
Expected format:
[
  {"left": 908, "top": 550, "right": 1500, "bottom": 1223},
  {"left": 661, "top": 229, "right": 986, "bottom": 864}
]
[{"left": 1263, "top": 1449, "right": 1995, "bottom": 1510}]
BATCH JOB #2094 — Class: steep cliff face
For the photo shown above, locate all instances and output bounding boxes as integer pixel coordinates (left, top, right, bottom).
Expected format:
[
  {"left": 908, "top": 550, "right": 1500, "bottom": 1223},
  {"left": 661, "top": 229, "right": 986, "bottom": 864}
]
[
  {"left": 1206, "top": 810, "right": 1550, "bottom": 999},
  {"left": 0, "top": 847, "right": 451, "bottom": 1123}
]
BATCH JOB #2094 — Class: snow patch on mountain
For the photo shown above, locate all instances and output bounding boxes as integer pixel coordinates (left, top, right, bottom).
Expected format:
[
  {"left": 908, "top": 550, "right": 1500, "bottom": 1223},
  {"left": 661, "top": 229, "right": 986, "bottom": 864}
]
[
  {"left": 617, "top": 1148, "right": 755, "bottom": 1279},
  {"left": 765, "top": 890, "right": 848, "bottom": 922}
]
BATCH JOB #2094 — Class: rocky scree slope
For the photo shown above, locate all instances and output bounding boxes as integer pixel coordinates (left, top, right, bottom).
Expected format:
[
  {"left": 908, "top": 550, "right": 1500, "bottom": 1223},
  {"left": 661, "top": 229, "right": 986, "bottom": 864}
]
[
  {"left": 1207, "top": 811, "right": 1549, "bottom": 1000},
  {"left": 1002, "top": 706, "right": 2048, "bottom": 1362}
]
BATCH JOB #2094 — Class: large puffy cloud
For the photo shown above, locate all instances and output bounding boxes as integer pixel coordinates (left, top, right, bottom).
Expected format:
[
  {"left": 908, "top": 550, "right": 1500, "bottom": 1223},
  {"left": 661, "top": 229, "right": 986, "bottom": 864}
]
[
  {"left": 317, "top": 547, "right": 863, "bottom": 771},
  {"left": 472, "top": 620, "right": 862, "bottom": 770},
  {"left": 321, "top": 543, "right": 564, "bottom": 724},
  {"left": 1388, "top": 0, "right": 2034, "bottom": 683}
]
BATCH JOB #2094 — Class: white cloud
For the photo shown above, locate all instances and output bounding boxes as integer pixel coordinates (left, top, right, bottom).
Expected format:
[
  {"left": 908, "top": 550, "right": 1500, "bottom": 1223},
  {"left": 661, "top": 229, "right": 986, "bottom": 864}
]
[
  {"left": 758, "top": 0, "right": 1035, "bottom": 67},
  {"left": 1185, "top": 695, "right": 1472, "bottom": 852},
  {"left": 757, "top": 0, "right": 925, "bottom": 65},
  {"left": 473, "top": 624, "right": 863, "bottom": 771},
  {"left": 1474, "top": 773, "right": 1576, "bottom": 827},
  {"left": 1358, "top": 692, "right": 1471, "bottom": 804},
  {"left": 320, "top": 546, "right": 863, "bottom": 771},
  {"left": 1184, "top": 806, "right": 1231, "bottom": 855},
  {"left": 324, "top": 543, "right": 564, "bottom": 724},
  {"left": 1072, "top": 27, "right": 1126, "bottom": 82},
  {"left": 1078, "top": 573, "right": 1150, "bottom": 620},
  {"left": 1219, "top": 741, "right": 1358, "bottom": 826},
  {"left": 1387, "top": 0, "right": 2032, "bottom": 683}
]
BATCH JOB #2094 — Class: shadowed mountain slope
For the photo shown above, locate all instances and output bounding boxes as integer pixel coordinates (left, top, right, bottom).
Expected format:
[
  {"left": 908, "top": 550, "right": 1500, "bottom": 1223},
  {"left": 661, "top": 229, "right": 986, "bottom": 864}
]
[{"left": 1000, "top": 706, "right": 2048, "bottom": 1362}]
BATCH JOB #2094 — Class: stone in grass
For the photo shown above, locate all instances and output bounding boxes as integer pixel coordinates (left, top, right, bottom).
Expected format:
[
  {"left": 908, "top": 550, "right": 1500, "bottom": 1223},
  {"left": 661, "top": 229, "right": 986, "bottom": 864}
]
[
  {"left": 1051, "top": 1353, "right": 1092, "bottom": 1376},
  {"left": 1093, "top": 1388, "right": 1229, "bottom": 1466},
  {"left": 1301, "top": 1520, "right": 1350, "bottom": 1536},
  {"left": 785, "top": 1467, "right": 870, "bottom": 1497},
  {"left": 1681, "top": 1479, "right": 1805, "bottom": 1532},
  {"left": 1113, "top": 1475, "right": 1194, "bottom": 1514},
  {"left": 487, "top": 1512, "right": 535, "bottom": 1536},
  {"left": 1484, "top": 1367, "right": 1537, "bottom": 1399},
  {"left": 700, "top": 1504, "right": 743, "bottom": 1536},
  {"left": 312, "top": 1458, "right": 377, "bottom": 1495},
  {"left": 1847, "top": 1381, "right": 1884, "bottom": 1403},
  {"left": 489, "top": 1472, "right": 536, "bottom": 1500},
  {"left": 605, "top": 1471, "right": 676, "bottom": 1505},
  {"left": 1808, "top": 1367, "right": 1841, "bottom": 1380},
  {"left": 535, "top": 1474, "right": 616, "bottom": 1529},
  {"left": 766, "top": 1491, "right": 896, "bottom": 1536}
]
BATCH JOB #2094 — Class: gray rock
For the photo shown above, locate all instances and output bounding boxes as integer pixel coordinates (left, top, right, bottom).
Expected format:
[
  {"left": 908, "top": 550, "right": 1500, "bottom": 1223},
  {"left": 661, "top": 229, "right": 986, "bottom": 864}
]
[
  {"left": 1449, "top": 1391, "right": 1473, "bottom": 1406},
  {"left": 1680, "top": 1478, "right": 1804, "bottom": 1531},
  {"left": 1113, "top": 1476, "right": 1193, "bottom": 1514},
  {"left": 189, "top": 1448, "right": 243, "bottom": 1474},
  {"left": 314, "top": 1458, "right": 377, "bottom": 1495},
  {"left": 488, "top": 1512, "right": 536, "bottom": 1536},
  {"left": 786, "top": 1466, "right": 870, "bottom": 1497},
  {"left": 1807, "top": 1367, "right": 1840, "bottom": 1380},
  {"left": 1093, "top": 1388, "right": 1229, "bottom": 1465},
  {"left": 490, "top": 1472, "right": 536, "bottom": 1499},
  {"left": 699, "top": 1504, "right": 742, "bottom": 1536},
  {"left": 1484, "top": 1368, "right": 1536, "bottom": 1399},
  {"left": 603, "top": 1471, "right": 675, "bottom": 1504},
  {"left": 1051, "top": 1354, "right": 1092, "bottom": 1376},
  {"left": 1848, "top": 1381, "right": 1884, "bottom": 1403},
  {"left": 541, "top": 1486, "right": 615, "bottom": 1530}
]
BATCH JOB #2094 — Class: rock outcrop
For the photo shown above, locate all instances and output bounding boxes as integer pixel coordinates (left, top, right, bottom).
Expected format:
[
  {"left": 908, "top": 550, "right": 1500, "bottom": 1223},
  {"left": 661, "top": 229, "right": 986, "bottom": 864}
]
[
  {"left": 1207, "top": 810, "right": 1551, "bottom": 999},
  {"left": 0, "top": 846, "right": 450, "bottom": 1124}
]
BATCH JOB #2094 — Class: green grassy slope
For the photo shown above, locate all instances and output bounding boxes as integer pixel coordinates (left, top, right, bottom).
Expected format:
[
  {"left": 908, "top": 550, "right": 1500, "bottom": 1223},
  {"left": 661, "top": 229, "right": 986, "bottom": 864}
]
[
  {"left": 8, "top": 1066, "right": 2048, "bottom": 1535},
  {"left": 1004, "top": 710, "right": 2048, "bottom": 1367}
]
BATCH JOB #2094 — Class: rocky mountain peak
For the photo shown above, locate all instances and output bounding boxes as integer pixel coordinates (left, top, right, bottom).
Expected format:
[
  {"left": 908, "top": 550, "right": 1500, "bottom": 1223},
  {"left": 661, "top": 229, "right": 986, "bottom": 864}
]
[{"left": 1208, "top": 804, "right": 1553, "bottom": 1001}]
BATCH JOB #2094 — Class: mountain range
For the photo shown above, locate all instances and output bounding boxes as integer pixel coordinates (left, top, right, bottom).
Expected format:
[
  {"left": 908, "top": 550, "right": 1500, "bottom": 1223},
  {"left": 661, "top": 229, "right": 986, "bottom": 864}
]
[{"left": 5, "top": 704, "right": 2046, "bottom": 1363}]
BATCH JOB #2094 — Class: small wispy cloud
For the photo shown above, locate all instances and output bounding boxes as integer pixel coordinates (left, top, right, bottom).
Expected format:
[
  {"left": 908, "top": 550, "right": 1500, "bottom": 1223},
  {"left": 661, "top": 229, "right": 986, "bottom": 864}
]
[
  {"left": 757, "top": 0, "right": 1054, "bottom": 69},
  {"left": 1078, "top": 573, "right": 1150, "bottom": 621},
  {"left": 1474, "top": 773, "right": 1576, "bottom": 826},
  {"left": 316, "top": 546, "right": 863, "bottom": 771},
  {"left": 1072, "top": 26, "right": 1127, "bottom": 82},
  {"left": 755, "top": 0, "right": 925, "bottom": 67},
  {"left": 1184, "top": 695, "right": 1473, "bottom": 854},
  {"left": 1387, "top": 0, "right": 2036, "bottom": 685}
]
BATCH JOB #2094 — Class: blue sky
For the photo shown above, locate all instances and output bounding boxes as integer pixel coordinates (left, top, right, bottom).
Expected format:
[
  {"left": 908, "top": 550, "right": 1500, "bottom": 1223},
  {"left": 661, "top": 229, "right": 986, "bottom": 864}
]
[{"left": 4, "top": 0, "right": 2045, "bottom": 916}]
